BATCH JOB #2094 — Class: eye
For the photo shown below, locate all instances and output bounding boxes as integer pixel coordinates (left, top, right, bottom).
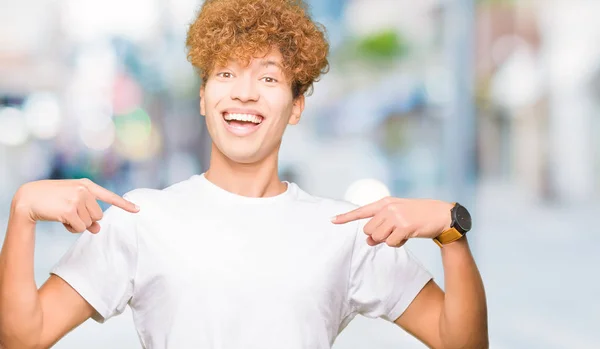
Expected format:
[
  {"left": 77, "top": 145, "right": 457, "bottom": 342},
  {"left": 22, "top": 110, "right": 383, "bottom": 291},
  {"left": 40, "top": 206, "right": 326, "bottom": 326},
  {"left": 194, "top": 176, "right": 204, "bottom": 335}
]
[
  {"left": 261, "top": 77, "right": 278, "bottom": 83},
  {"left": 217, "top": 72, "right": 233, "bottom": 78}
]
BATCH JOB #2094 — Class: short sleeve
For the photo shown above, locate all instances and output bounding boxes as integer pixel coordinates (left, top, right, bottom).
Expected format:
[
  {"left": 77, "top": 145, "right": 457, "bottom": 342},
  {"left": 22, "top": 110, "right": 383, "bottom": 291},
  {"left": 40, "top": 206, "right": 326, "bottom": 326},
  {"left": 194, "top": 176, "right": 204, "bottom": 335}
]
[
  {"left": 347, "top": 220, "right": 433, "bottom": 322},
  {"left": 50, "top": 197, "right": 138, "bottom": 323}
]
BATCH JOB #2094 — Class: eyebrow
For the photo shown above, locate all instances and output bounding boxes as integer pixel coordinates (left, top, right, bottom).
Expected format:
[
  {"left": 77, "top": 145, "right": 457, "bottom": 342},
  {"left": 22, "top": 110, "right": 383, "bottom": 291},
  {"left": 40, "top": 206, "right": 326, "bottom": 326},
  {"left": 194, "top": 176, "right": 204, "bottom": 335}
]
[{"left": 260, "top": 60, "right": 283, "bottom": 70}]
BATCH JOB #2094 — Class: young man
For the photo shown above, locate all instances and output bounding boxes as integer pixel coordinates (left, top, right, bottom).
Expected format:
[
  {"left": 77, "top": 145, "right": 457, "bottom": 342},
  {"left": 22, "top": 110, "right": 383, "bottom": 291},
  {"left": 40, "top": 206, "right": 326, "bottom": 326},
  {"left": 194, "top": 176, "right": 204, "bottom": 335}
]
[{"left": 0, "top": 0, "right": 488, "bottom": 348}]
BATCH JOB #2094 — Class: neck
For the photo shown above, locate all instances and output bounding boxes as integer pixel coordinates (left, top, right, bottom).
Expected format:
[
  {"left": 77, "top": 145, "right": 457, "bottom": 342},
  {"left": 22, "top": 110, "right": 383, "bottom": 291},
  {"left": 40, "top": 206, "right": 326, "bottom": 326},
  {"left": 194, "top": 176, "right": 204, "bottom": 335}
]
[{"left": 204, "top": 143, "right": 287, "bottom": 198}]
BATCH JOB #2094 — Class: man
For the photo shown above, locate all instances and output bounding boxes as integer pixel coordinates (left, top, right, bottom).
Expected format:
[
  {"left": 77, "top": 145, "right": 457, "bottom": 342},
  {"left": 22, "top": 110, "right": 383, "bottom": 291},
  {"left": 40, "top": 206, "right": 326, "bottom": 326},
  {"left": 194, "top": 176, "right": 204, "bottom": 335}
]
[{"left": 0, "top": 0, "right": 488, "bottom": 348}]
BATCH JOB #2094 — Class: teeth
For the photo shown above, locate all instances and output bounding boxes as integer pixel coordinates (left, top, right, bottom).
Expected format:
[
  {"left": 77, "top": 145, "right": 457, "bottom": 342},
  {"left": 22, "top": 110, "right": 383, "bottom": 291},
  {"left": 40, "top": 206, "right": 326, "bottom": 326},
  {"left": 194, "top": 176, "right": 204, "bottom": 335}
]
[{"left": 224, "top": 113, "right": 262, "bottom": 124}]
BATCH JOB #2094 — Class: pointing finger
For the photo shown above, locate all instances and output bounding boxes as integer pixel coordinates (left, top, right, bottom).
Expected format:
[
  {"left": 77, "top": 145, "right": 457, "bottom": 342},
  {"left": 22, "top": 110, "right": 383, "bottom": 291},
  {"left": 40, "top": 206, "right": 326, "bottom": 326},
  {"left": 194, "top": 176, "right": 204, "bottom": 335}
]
[
  {"left": 81, "top": 180, "right": 139, "bottom": 213},
  {"left": 332, "top": 197, "right": 396, "bottom": 224},
  {"left": 332, "top": 200, "right": 386, "bottom": 224}
]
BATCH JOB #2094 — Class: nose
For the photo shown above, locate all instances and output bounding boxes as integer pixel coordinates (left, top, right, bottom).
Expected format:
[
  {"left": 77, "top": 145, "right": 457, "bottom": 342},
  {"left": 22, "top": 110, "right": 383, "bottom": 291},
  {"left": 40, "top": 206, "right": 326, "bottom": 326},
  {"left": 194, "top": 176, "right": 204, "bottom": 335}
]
[{"left": 230, "top": 75, "right": 259, "bottom": 102}]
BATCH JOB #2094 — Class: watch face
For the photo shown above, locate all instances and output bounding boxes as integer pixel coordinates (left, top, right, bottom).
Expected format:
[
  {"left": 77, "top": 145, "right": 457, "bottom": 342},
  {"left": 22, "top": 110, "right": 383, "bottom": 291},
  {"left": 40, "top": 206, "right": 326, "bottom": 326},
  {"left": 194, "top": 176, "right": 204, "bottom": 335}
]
[{"left": 454, "top": 204, "right": 472, "bottom": 232}]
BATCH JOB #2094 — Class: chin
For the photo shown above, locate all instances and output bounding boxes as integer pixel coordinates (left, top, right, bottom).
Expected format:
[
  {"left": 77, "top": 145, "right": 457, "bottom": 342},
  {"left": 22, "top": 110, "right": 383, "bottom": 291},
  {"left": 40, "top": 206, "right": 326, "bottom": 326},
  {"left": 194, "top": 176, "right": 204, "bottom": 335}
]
[
  {"left": 225, "top": 153, "right": 263, "bottom": 164},
  {"left": 218, "top": 145, "right": 266, "bottom": 164},
  {"left": 210, "top": 133, "right": 279, "bottom": 165}
]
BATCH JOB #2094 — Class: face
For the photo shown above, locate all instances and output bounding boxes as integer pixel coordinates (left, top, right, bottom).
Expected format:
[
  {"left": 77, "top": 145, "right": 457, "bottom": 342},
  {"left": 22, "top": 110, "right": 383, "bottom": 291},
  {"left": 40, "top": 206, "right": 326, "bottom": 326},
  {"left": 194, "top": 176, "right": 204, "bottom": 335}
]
[{"left": 200, "top": 48, "right": 305, "bottom": 164}]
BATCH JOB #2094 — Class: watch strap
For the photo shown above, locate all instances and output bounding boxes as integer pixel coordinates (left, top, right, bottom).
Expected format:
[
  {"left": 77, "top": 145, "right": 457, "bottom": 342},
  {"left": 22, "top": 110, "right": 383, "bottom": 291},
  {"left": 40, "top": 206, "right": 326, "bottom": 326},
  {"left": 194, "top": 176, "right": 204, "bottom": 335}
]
[{"left": 433, "top": 227, "right": 464, "bottom": 247}]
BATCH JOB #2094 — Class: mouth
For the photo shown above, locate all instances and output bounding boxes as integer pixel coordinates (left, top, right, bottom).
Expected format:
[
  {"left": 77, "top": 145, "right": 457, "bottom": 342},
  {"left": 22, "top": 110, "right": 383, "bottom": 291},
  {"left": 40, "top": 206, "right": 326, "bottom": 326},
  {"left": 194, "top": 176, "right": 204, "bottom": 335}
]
[{"left": 222, "top": 111, "right": 264, "bottom": 137}]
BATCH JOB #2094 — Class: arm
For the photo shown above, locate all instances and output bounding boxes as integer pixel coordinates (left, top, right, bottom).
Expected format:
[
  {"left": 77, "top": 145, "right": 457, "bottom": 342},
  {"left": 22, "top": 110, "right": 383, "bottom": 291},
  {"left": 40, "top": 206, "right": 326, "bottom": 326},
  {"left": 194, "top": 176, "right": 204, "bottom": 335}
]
[
  {"left": 0, "top": 179, "right": 139, "bottom": 348},
  {"left": 333, "top": 198, "right": 488, "bottom": 349},
  {"left": 0, "top": 202, "right": 94, "bottom": 349},
  {"left": 394, "top": 237, "right": 488, "bottom": 349}
]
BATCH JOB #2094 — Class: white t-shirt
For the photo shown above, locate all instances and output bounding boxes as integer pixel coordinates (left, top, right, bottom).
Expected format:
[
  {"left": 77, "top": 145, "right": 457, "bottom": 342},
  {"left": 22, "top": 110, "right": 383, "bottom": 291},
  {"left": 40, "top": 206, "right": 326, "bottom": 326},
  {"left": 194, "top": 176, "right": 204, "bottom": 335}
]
[{"left": 51, "top": 174, "right": 432, "bottom": 349}]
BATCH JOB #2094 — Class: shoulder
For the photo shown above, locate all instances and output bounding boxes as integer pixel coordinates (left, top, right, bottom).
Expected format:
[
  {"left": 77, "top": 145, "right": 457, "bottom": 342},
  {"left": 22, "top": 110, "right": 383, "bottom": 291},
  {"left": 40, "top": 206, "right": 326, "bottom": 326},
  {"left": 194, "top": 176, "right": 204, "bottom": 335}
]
[
  {"left": 122, "top": 176, "right": 198, "bottom": 206},
  {"left": 109, "top": 177, "right": 199, "bottom": 224},
  {"left": 294, "top": 185, "right": 356, "bottom": 210},
  {"left": 293, "top": 185, "right": 361, "bottom": 225}
]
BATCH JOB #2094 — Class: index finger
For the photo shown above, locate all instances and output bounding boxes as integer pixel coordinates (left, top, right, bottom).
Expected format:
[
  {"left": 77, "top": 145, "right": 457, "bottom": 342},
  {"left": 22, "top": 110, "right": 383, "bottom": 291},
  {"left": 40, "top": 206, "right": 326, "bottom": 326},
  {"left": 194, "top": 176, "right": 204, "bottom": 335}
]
[
  {"left": 332, "top": 202, "right": 381, "bottom": 224},
  {"left": 82, "top": 181, "right": 140, "bottom": 213}
]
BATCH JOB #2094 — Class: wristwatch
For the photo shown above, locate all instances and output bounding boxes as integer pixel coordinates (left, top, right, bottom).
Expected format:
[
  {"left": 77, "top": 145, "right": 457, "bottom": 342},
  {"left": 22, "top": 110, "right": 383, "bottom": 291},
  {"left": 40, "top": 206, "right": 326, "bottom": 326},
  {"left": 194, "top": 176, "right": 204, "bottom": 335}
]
[{"left": 433, "top": 202, "right": 472, "bottom": 247}]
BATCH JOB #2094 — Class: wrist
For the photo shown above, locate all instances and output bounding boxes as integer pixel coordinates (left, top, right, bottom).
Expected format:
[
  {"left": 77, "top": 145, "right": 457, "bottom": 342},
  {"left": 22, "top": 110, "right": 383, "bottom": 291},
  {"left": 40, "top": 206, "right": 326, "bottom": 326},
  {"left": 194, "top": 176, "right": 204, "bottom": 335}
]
[
  {"left": 10, "top": 190, "right": 35, "bottom": 226},
  {"left": 433, "top": 202, "right": 472, "bottom": 247},
  {"left": 440, "top": 235, "right": 469, "bottom": 251},
  {"left": 439, "top": 201, "right": 455, "bottom": 234}
]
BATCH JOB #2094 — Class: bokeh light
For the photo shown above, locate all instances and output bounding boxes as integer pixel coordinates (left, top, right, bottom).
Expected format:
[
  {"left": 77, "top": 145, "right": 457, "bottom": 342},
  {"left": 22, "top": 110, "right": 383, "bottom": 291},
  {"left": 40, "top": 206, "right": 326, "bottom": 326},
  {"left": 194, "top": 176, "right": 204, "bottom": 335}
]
[
  {"left": 114, "top": 107, "right": 160, "bottom": 160},
  {"left": 23, "top": 92, "right": 63, "bottom": 140},
  {"left": 0, "top": 107, "right": 29, "bottom": 146},
  {"left": 344, "top": 178, "right": 391, "bottom": 206},
  {"left": 80, "top": 119, "right": 116, "bottom": 151}
]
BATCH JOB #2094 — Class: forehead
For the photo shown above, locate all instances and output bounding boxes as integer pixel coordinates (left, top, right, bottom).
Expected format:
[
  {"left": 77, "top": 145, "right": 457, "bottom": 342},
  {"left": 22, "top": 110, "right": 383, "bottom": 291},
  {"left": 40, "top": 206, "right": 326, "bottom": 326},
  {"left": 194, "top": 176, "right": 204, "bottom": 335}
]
[{"left": 224, "top": 48, "right": 284, "bottom": 69}]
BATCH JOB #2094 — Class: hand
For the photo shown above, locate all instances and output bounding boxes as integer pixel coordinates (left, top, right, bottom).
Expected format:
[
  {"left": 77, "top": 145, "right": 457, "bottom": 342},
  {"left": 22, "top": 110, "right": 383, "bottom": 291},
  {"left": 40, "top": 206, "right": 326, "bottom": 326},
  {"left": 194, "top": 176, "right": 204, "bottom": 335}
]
[
  {"left": 331, "top": 197, "right": 453, "bottom": 248},
  {"left": 11, "top": 178, "right": 139, "bottom": 234}
]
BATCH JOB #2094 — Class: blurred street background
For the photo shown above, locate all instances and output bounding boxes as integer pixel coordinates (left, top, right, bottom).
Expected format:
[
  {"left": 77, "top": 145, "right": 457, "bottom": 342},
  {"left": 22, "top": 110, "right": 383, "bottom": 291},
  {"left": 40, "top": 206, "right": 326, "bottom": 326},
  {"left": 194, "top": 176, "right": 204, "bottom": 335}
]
[{"left": 1, "top": 0, "right": 599, "bottom": 348}]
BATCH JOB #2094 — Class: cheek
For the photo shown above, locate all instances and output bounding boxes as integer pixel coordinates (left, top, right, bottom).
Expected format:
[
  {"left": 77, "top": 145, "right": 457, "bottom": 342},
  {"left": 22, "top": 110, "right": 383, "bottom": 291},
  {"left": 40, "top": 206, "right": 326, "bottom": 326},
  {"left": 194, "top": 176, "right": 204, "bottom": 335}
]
[
  {"left": 264, "top": 91, "right": 294, "bottom": 121},
  {"left": 202, "top": 94, "right": 223, "bottom": 122},
  {"left": 204, "top": 81, "right": 227, "bottom": 106}
]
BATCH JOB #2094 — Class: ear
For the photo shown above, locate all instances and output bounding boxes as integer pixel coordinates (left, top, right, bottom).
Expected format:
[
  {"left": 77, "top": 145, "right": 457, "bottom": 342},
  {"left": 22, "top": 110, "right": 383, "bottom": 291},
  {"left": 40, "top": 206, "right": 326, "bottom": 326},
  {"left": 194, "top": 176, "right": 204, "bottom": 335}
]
[
  {"left": 288, "top": 94, "right": 305, "bottom": 125},
  {"left": 199, "top": 85, "right": 206, "bottom": 116}
]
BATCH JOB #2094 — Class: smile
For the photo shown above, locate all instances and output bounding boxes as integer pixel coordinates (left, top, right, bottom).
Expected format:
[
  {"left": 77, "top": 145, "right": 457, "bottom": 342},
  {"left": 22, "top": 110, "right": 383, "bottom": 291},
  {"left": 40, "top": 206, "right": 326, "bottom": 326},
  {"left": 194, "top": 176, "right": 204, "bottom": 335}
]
[{"left": 222, "top": 112, "right": 264, "bottom": 137}]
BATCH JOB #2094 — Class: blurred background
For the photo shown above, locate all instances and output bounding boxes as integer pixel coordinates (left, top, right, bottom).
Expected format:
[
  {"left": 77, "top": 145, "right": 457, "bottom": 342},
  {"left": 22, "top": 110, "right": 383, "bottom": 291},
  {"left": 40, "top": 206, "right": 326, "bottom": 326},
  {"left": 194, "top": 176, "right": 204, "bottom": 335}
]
[{"left": 1, "top": 0, "right": 599, "bottom": 347}]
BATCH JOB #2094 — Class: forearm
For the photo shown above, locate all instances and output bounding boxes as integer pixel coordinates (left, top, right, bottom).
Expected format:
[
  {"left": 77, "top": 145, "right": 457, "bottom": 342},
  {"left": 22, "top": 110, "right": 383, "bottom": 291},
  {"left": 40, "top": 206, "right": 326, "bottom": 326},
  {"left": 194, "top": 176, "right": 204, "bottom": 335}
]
[
  {"left": 438, "top": 237, "right": 488, "bottom": 348},
  {"left": 0, "top": 199, "right": 43, "bottom": 348}
]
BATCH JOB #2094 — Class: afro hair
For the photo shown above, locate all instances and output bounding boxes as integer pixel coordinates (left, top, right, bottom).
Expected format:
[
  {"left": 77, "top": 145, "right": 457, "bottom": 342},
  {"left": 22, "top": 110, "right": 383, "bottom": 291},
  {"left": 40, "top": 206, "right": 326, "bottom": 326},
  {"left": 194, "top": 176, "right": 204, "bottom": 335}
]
[{"left": 186, "top": 0, "right": 330, "bottom": 98}]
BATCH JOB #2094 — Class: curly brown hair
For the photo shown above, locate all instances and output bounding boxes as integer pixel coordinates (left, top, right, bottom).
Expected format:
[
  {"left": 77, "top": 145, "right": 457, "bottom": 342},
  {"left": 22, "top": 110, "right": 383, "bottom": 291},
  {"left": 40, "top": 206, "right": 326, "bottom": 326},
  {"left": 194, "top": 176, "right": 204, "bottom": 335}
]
[{"left": 186, "top": 0, "right": 330, "bottom": 98}]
